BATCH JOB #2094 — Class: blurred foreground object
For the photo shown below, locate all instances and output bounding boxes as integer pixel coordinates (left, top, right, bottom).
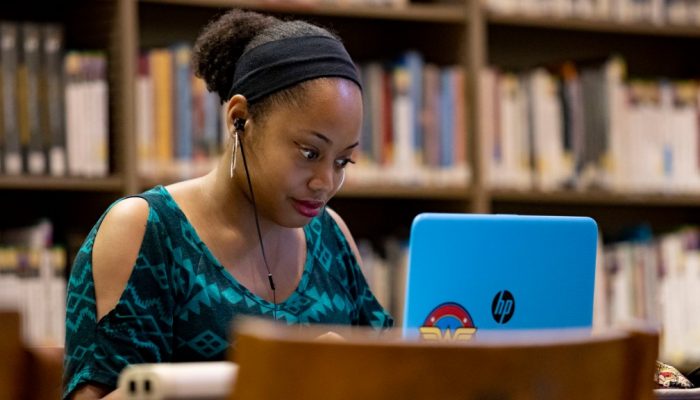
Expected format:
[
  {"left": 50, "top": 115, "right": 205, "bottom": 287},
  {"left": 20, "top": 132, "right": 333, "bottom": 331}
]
[
  {"left": 0, "top": 311, "right": 63, "bottom": 400},
  {"left": 228, "top": 317, "right": 658, "bottom": 400}
]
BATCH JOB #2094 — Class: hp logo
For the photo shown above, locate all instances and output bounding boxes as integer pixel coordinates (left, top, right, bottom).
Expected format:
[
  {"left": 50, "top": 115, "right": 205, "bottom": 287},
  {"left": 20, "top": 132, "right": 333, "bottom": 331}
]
[{"left": 491, "top": 290, "right": 515, "bottom": 324}]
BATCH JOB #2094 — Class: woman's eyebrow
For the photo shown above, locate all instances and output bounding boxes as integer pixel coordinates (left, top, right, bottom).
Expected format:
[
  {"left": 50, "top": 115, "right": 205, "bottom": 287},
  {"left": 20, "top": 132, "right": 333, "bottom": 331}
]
[{"left": 311, "top": 131, "right": 359, "bottom": 150}]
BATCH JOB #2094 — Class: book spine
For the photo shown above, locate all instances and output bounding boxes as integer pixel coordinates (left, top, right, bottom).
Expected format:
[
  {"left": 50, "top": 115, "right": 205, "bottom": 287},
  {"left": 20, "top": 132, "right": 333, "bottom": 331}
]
[
  {"left": 42, "top": 24, "right": 66, "bottom": 177},
  {"left": 21, "top": 23, "right": 45, "bottom": 175},
  {"left": 1, "top": 22, "right": 21, "bottom": 175},
  {"left": 150, "top": 49, "right": 174, "bottom": 174},
  {"left": 64, "top": 52, "right": 80, "bottom": 176},
  {"left": 422, "top": 64, "right": 440, "bottom": 170},
  {"left": 452, "top": 66, "right": 468, "bottom": 182},
  {"left": 172, "top": 44, "right": 193, "bottom": 170},
  {"left": 136, "top": 52, "right": 155, "bottom": 175}
]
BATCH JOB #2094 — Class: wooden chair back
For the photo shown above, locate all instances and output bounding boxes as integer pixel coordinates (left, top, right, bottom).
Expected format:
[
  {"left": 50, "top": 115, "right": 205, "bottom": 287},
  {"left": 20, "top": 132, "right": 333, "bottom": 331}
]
[
  {"left": 0, "top": 311, "right": 63, "bottom": 400},
  {"left": 22, "top": 346, "right": 64, "bottom": 399},
  {"left": 0, "top": 312, "right": 24, "bottom": 400},
  {"left": 229, "top": 319, "right": 658, "bottom": 400}
]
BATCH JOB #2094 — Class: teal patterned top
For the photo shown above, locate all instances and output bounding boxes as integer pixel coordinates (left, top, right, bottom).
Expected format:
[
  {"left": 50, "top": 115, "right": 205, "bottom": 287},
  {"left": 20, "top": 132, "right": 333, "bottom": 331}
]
[{"left": 63, "top": 185, "right": 393, "bottom": 398}]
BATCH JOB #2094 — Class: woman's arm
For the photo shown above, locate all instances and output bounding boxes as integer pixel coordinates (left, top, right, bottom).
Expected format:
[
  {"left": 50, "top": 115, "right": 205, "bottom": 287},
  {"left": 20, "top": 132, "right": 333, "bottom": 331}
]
[
  {"left": 70, "top": 384, "right": 105, "bottom": 399},
  {"left": 70, "top": 384, "right": 123, "bottom": 399},
  {"left": 66, "top": 198, "right": 150, "bottom": 399}
]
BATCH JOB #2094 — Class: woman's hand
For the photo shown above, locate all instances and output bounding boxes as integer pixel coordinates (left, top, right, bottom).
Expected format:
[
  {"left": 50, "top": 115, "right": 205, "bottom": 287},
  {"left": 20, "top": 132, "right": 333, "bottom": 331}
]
[
  {"left": 70, "top": 385, "right": 123, "bottom": 400},
  {"left": 314, "top": 331, "right": 345, "bottom": 342}
]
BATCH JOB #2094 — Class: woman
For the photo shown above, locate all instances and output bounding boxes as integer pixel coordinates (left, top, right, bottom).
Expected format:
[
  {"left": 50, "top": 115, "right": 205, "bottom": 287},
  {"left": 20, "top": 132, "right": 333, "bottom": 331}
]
[{"left": 64, "top": 9, "right": 393, "bottom": 399}]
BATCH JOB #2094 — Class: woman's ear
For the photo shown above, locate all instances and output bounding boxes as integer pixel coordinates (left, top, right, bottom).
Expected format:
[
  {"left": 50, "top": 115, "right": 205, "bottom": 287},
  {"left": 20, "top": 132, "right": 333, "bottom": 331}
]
[{"left": 226, "top": 94, "right": 249, "bottom": 132}]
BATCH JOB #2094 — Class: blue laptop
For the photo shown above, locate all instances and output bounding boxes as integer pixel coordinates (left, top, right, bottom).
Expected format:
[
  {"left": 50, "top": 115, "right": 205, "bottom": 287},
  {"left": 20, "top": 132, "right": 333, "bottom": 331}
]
[{"left": 402, "top": 213, "right": 598, "bottom": 340}]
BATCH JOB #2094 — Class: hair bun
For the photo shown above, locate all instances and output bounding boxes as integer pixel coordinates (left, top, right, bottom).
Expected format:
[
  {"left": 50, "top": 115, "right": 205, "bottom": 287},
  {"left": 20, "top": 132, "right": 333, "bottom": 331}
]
[{"left": 193, "top": 9, "right": 280, "bottom": 102}]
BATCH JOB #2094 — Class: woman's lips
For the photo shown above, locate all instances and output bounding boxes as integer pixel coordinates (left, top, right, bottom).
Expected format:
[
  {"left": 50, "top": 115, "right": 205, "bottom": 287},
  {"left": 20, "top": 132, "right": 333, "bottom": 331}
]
[{"left": 292, "top": 199, "right": 324, "bottom": 218}]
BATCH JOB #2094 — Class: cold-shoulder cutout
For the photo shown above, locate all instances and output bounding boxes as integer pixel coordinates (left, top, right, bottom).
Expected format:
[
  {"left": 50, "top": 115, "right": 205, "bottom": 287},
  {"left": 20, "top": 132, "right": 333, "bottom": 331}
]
[{"left": 92, "top": 197, "right": 150, "bottom": 321}]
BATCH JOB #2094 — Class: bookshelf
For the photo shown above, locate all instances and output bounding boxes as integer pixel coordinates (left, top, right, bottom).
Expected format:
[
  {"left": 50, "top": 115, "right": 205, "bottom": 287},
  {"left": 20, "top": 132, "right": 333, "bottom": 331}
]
[
  {"left": 139, "top": 0, "right": 468, "bottom": 22},
  {"left": 2, "top": 0, "right": 700, "bottom": 243},
  {"left": 2, "top": 0, "right": 700, "bottom": 363},
  {"left": 482, "top": 13, "right": 700, "bottom": 231},
  {"left": 134, "top": 0, "right": 473, "bottom": 241},
  {"left": 487, "top": 12, "right": 700, "bottom": 37}
]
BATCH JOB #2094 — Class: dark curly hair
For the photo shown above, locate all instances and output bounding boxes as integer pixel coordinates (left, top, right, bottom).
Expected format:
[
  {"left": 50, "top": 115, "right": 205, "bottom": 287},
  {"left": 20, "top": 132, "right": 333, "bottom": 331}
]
[{"left": 192, "top": 9, "right": 339, "bottom": 123}]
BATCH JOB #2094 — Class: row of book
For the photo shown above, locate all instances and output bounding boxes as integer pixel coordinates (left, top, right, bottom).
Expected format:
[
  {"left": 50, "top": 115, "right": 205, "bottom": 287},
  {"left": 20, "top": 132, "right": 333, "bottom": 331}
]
[
  {"left": 354, "top": 55, "right": 469, "bottom": 186},
  {"left": 136, "top": 45, "right": 470, "bottom": 187},
  {"left": 480, "top": 57, "right": 700, "bottom": 193},
  {"left": 357, "top": 238, "right": 408, "bottom": 324},
  {"left": 0, "top": 220, "right": 66, "bottom": 347},
  {"left": 487, "top": 0, "right": 700, "bottom": 26},
  {"left": 136, "top": 45, "right": 226, "bottom": 181},
  {"left": 0, "top": 21, "right": 109, "bottom": 178},
  {"left": 599, "top": 227, "right": 700, "bottom": 366}
]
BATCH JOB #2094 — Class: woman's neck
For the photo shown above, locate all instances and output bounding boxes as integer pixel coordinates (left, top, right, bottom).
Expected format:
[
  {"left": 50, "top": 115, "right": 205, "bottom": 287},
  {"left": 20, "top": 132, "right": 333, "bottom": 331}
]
[{"left": 197, "top": 162, "right": 289, "bottom": 255}]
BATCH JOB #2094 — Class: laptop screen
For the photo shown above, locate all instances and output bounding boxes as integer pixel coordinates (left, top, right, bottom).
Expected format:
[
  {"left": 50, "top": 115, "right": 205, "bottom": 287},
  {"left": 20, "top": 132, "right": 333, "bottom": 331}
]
[{"left": 402, "top": 213, "right": 598, "bottom": 340}]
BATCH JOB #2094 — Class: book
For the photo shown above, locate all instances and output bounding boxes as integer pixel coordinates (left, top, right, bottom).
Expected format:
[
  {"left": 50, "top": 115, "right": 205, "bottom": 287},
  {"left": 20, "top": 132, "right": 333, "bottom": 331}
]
[
  {"left": 64, "top": 52, "right": 109, "bottom": 177},
  {"left": 42, "top": 24, "right": 66, "bottom": 177},
  {"left": 136, "top": 52, "right": 156, "bottom": 176},
  {"left": 664, "top": 81, "right": 699, "bottom": 193},
  {"left": 21, "top": 23, "right": 45, "bottom": 175},
  {"left": 149, "top": 48, "right": 174, "bottom": 174},
  {"left": 203, "top": 90, "right": 222, "bottom": 161},
  {"left": 480, "top": 67, "right": 498, "bottom": 186},
  {"left": 451, "top": 66, "right": 469, "bottom": 184},
  {"left": 404, "top": 51, "right": 424, "bottom": 169},
  {"left": 64, "top": 52, "right": 81, "bottom": 176},
  {"left": 499, "top": 73, "right": 531, "bottom": 188},
  {"left": 172, "top": 43, "right": 193, "bottom": 177},
  {"left": 557, "top": 62, "right": 584, "bottom": 186},
  {"left": 91, "top": 54, "right": 109, "bottom": 177},
  {"left": 439, "top": 67, "right": 455, "bottom": 171},
  {"left": 525, "top": 67, "right": 567, "bottom": 190},
  {"left": 358, "top": 64, "right": 375, "bottom": 167},
  {"left": 422, "top": 63, "right": 440, "bottom": 170},
  {"left": 191, "top": 74, "right": 207, "bottom": 162},
  {"left": 1, "top": 21, "right": 21, "bottom": 175}
]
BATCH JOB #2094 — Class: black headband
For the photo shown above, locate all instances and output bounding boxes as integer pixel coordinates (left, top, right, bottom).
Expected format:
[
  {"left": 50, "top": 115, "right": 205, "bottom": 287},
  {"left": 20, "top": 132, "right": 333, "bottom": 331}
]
[{"left": 226, "top": 35, "right": 361, "bottom": 104}]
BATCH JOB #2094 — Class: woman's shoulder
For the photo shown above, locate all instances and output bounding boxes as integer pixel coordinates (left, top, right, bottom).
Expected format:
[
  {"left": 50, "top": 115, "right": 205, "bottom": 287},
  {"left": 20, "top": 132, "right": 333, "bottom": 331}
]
[
  {"left": 319, "top": 207, "right": 363, "bottom": 265},
  {"left": 93, "top": 185, "right": 186, "bottom": 265},
  {"left": 105, "top": 185, "right": 179, "bottom": 226},
  {"left": 105, "top": 196, "right": 151, "bottom": 225},
  {"left": 323, "top": 207, "right": 351, "bottom": 239}
]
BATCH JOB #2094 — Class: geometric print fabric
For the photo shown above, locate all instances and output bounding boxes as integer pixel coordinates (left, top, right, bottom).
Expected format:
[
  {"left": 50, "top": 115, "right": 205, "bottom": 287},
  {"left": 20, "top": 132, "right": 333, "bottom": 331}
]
[{"left": 63, "top": 185, "right": 393, "bottom": 398}]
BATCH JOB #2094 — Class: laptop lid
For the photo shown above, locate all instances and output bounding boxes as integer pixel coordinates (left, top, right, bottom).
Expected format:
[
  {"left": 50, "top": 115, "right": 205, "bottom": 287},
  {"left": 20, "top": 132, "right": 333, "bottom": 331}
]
[{"left": 402, "top": 213, "right": 598, "bottom": 340}]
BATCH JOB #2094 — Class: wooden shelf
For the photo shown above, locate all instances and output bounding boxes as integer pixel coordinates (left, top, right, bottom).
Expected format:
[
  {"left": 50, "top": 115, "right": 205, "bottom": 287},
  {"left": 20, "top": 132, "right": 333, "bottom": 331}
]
[
  {"left": 490, "top": 188, "right": 700, "bottom": 207},
  {"left": 487, "top": 11, "right": 700, "bottom": 37},
  {"left": 338, "top": 183, "right": 471, "bottom": 200},
  {"left": 0, "top": 176, "right": 124, "bottom": 192},
  {"left": 140, "top": 175, "right": 471, "bottom": 200},
  {"left": 141, "top": 0, "right": 468, "bottom": 23}
]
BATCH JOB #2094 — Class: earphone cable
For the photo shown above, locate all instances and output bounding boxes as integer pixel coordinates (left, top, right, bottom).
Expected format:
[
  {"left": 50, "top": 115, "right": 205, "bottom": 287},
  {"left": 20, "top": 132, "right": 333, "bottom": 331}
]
[{"left": 238, "top": 134, "right": 278, "bottom": 320}]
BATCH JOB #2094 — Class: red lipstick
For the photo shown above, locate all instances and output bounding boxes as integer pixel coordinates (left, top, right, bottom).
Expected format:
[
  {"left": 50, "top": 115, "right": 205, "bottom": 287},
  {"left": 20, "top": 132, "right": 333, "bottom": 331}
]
[{"left": 292, "top": 199, "right": 324, "bottom": 218}]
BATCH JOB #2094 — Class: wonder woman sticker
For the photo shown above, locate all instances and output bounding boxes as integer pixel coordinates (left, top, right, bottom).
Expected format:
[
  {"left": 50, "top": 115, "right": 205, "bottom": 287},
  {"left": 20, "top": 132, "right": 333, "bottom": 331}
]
[{"left": 419, "top": 302, "right": 477, "bottom": 341}]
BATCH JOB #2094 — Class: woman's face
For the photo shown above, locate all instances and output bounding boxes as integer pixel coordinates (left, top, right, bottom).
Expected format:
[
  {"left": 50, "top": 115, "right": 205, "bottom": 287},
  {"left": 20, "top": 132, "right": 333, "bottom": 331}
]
[{"left": 239, "top": 78, "right": 362, "bottom": 228}]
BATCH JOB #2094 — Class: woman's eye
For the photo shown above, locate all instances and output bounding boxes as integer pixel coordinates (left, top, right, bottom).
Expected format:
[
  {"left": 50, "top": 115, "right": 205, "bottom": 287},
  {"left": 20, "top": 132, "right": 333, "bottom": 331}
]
[
  {"left": 300, "top": 148, "right": 319, "bottom": 160},
  {"left": 335, "top": 158, "right": 356, "bottom": 169}
]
